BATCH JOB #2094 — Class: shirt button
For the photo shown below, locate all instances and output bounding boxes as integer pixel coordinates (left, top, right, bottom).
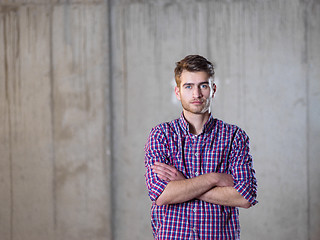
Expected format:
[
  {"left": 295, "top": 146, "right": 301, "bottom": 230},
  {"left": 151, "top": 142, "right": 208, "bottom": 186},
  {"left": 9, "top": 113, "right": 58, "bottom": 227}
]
[
  {"left": 195, "top": 172, "right": 199, "bottom": 176},
  {"left": 193, "top": 208, "right": 196, "bottom": 212},
  {"left": 195, "top": 153, "right": 198, "bottom": 157},
  {"left": 193, "top": 227, "right": 196, "bottom": 232}
]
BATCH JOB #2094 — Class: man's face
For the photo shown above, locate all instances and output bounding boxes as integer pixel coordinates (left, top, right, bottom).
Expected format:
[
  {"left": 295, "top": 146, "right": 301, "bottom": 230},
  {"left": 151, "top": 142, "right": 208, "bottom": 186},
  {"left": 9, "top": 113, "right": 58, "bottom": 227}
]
[{"left": 175, "top": 70, "right": 216, "bottom": 115}]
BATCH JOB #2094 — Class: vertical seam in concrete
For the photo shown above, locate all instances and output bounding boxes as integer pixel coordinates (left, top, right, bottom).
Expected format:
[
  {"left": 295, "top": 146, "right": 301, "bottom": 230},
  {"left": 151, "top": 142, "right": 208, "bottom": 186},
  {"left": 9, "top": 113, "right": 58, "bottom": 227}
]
[
  {"left": 303, "top": 1, "right": 310, "bottom": 240},
  {"left": 242, "top": 1, "right": 247, "bottom": 128},
  {"left": 3, "top": 10, "right": 14, "bottom": 240},
  {"left": 3, "top": 10, "right": 9, "bottom": 103},
  {"left": 206, "top": 0, "right": 211, "bottom": 61},
  {"left": 121, "top": 5, "right": 128, "bottom": 135},
  {"left": 107, "top": 0, "right": 115, "bottom": 239},
  {"left": 49, "top": 2, "right": 57, "bottom": 237}
]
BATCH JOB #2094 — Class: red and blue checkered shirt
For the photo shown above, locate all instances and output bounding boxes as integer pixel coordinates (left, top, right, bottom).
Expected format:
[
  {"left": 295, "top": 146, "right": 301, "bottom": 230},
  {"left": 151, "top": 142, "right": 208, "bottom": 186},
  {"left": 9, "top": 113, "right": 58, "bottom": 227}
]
[{"left": 144, "top": 113, "right": 258, "bottom": 240}]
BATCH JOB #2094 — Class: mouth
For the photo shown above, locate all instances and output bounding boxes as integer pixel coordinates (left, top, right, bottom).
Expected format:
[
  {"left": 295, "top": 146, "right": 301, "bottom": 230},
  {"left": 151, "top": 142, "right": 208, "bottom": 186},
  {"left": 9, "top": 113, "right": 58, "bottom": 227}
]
[{"left": 190, "top": 101, "right": 204, "bottom": 105}]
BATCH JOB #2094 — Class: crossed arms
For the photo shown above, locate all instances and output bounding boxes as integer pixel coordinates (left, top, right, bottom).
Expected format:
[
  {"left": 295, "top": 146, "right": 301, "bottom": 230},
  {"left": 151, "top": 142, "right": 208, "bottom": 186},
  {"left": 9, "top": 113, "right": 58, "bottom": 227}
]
[
  {"left": 144, "top": 126, "right": 258, "bottom": 209},
  {"left": 152, "top": 162, "right": 251, "bottom": 208}
]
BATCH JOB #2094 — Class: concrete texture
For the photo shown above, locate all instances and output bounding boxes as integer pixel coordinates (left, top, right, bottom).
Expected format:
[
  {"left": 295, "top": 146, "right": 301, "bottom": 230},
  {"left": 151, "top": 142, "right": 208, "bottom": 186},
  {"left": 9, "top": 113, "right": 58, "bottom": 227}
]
[
  {"left": 0, "top": 0, "right": 320, "bottom": 240},
  {"left": 0, "top": 2, "right": 111, "bottom": 240}
]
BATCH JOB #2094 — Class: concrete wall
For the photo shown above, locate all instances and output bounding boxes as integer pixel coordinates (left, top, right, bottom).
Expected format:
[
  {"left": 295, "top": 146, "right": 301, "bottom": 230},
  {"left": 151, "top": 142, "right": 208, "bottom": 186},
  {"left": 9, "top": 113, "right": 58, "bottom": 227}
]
[
  {"left": 0, "top": 0, "right": 319, "bottom": 240},
  {"left": 0, "top": 1, "right": 111, "bottom": 240}
]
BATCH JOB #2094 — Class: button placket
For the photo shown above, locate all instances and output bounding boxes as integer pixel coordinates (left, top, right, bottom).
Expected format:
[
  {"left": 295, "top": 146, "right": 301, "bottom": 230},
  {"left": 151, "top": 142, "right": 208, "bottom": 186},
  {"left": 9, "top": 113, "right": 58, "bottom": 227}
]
[
  {"left": 193, "top": 137, "right": 201, "bottom": 178},
  {"left": 191, "top": 201, "right": 198, "bottom": 238}
]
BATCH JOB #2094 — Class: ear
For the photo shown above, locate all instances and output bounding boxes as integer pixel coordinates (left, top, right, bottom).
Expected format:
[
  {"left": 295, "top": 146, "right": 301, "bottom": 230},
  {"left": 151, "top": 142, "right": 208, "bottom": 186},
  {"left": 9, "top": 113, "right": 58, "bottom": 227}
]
[
  {"left": 175, "top": 86, "right": 181, "bottom": 101},
  {"left": 211, "top": 83, "right": 217, "bottom": 98}
]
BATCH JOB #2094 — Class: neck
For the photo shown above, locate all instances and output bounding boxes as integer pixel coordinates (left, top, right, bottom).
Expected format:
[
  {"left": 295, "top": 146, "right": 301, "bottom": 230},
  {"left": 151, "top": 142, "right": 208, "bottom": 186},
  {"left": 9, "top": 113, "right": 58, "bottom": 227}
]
[{"left": 183, "top": 110, "right": 210, "bottom": 135}]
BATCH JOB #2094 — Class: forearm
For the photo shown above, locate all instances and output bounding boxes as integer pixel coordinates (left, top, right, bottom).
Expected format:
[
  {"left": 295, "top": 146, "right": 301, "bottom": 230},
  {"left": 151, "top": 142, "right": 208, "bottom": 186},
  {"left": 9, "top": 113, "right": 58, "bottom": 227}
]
[
  {"left": 198, "top": 186, "right": 251, "bottom": 208},
  {"left": 156, "top": 173, "right": 217, "bottom": 206}
]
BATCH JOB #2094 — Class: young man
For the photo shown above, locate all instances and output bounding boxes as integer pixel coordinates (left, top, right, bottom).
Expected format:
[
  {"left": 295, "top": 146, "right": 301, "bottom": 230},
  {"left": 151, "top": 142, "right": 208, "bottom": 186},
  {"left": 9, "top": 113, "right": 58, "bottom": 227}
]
[{"left": 144, "top": 55, "right": 258, "bottom": 240}]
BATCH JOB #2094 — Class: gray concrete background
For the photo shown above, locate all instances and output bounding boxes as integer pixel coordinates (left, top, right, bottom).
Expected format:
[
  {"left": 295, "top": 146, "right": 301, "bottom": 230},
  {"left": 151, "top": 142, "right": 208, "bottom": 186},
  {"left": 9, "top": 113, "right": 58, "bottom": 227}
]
[{"left": 0, "top": 0, "right": 319, "bottom": 240}]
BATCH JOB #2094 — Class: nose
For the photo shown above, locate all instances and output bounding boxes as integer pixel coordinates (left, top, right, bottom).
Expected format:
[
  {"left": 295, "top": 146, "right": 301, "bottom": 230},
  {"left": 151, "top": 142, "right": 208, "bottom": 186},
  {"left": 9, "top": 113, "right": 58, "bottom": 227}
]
[{"left": 193, "top": 86, "right": 203, "bottom": 98}]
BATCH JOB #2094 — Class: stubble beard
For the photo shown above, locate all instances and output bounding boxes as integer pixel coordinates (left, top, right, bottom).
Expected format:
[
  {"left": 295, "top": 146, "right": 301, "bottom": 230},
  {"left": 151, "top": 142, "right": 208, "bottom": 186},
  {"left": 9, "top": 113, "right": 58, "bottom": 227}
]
[{"left": 181, "top": 98, "right": 211, "bottom": 115}]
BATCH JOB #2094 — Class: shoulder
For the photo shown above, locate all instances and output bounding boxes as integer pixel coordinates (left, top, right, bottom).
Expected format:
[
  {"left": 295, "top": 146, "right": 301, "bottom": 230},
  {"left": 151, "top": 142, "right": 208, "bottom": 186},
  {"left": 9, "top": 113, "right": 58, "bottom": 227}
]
[
  {"left": 214, "top": 118, "right": 249, "bottom": 140},
  {"left": 148, "top": 118, "right": 180, "bottom": 139},
  {"left": 214, "top": 118, "right": 239, "bottom": 133}
]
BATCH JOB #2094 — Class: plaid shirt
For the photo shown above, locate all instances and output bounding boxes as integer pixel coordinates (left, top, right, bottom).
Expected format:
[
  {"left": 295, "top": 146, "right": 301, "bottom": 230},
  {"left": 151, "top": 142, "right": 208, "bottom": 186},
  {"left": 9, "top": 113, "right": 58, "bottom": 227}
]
[{"left": 144, "top": 114, "right": 258, "bottom": 240}]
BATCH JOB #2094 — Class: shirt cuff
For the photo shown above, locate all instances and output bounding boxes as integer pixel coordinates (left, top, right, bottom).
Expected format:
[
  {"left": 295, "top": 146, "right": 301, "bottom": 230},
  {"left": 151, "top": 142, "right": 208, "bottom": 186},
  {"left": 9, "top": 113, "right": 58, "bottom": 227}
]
[
  {"left": 148, "top": 179, "right": 169, "bottom": 202},
  {"left": 234, "top": 181, "right": 258, "bottom": 206}
]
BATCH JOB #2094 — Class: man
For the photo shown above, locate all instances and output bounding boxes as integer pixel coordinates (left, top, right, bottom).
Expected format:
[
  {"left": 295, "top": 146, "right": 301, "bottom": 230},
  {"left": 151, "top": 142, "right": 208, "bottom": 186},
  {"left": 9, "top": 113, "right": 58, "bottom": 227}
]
[{"left": 144, "top": 55, "right": 258, "bottom": 240}]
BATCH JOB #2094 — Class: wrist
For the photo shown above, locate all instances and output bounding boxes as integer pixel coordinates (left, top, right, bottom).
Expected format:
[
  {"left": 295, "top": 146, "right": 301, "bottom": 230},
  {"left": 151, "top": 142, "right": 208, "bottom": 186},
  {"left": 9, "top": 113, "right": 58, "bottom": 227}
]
[{"left": 208, "top": 172, "right": 220, "bottom": 187}]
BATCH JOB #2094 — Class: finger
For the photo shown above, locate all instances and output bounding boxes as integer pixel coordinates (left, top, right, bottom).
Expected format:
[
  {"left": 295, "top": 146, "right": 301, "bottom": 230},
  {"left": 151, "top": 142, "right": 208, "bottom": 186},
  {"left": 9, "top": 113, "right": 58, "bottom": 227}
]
[
  {"left": 154, "top": 162, "right": 177, "bottom": 173},
  {"left": 154, "top": 162, "right": 173, "bottom": 168},
  {"left": 153, "top": 168, "right": 173, "bottom": 179},
  {"left": 154, "top": 168, "right": 176, "bottom": 179},
  {"left": 154, "top": 162, "right": 171, "bottom": 169},
  {"left": 154, "top": 169, "right": 179, "bottom": 182},
  {"left": 156, "top": 173, "right": 171, "bottom": 181},
  {"left": 152, "top": 164, "right": 174, "bottom": 175}
]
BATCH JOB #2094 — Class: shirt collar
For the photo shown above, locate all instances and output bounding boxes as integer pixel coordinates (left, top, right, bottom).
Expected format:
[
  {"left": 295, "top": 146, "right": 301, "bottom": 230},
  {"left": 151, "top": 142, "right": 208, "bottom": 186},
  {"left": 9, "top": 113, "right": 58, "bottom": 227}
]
[{"left": 178, "top": 112, "right": 215, "bottom": 135}]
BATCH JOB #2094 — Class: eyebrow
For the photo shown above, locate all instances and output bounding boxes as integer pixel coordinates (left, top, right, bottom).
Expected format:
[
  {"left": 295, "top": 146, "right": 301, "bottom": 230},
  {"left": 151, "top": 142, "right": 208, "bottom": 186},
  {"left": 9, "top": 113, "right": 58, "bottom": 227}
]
[{"left": 182, "top": 81, "right": 210, "bottom": 87}]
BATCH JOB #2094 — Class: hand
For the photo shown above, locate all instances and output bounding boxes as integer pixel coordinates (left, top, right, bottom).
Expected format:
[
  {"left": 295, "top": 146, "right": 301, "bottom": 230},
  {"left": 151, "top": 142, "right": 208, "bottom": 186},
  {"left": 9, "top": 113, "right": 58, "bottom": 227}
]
[
  {"left": 151, "top": 162, "right": 186, "bottom": 182},
  {"left": 214, "top": 173, "right": 234, "bottom": 187}
]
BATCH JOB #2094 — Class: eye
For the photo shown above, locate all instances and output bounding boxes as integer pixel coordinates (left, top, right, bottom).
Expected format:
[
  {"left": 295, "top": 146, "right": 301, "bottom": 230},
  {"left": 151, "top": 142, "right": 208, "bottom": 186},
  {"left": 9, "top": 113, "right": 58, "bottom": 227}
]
[
  {"left": 184, "top": 85, "right": 192, "bottom": 89},
  {"left": 200, "top": 84, "right": 209, "bottom": 89}
]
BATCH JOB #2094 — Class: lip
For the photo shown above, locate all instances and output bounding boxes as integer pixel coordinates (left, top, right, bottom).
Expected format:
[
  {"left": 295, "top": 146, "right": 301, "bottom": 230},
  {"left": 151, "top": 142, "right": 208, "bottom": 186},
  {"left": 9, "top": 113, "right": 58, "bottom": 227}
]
[{"left": 191, "top": 101, "right": 203, "bottom": 104}]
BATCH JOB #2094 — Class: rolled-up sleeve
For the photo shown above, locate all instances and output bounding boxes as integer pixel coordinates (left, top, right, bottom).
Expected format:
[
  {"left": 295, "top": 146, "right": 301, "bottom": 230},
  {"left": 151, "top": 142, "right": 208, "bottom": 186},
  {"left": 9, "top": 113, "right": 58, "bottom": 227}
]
[
  {"left": 229, "top": 128, "right": 258, "bottom": 206},
  {"left": 144, "top": 126, "right": 170, "bottom": 202}
]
